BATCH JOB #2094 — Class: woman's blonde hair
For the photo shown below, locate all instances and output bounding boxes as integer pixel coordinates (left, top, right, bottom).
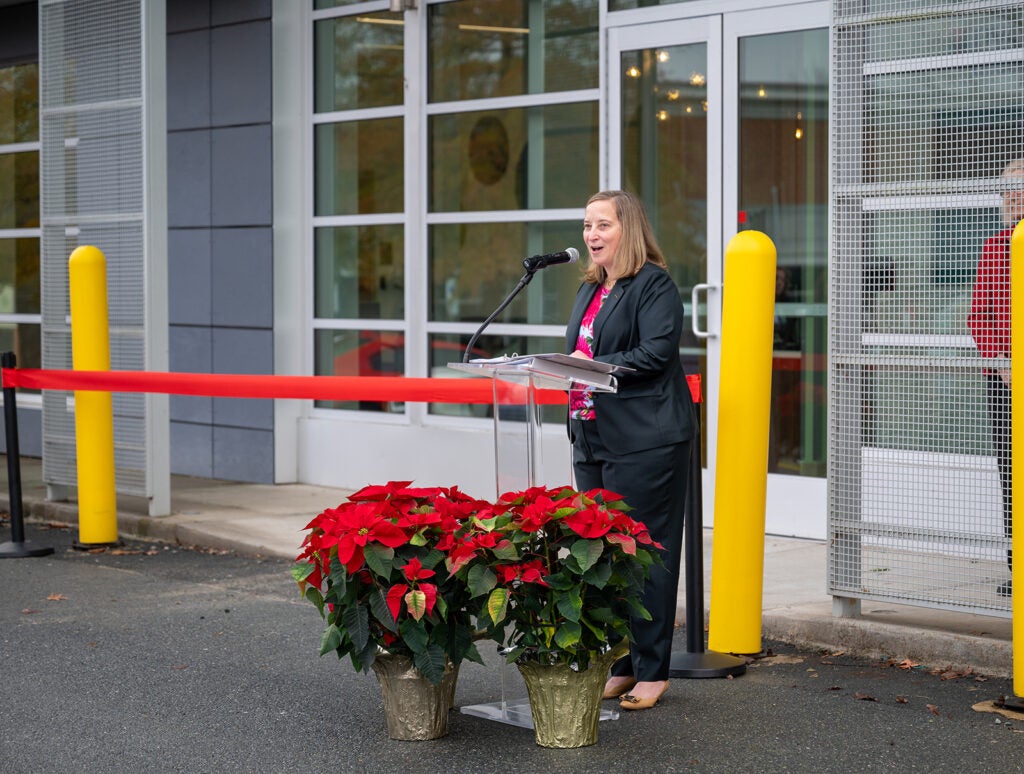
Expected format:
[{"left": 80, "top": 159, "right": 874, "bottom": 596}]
[
  {"left": 582, "top": 190, "right": 667, "bottom": 285},
  {"left": 1002, "top": 158, "right": 1024, "bottom": 226}
]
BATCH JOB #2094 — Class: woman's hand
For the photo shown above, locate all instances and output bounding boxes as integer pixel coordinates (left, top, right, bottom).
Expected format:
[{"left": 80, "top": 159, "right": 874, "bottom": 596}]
[{"left": 570, "top": 350, "right": 593, "bottom": 360}]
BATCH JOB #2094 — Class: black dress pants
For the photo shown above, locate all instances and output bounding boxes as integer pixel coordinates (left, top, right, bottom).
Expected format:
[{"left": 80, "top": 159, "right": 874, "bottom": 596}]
[{"left": 571, "top": 418, "right": 689, "bottom": 681}]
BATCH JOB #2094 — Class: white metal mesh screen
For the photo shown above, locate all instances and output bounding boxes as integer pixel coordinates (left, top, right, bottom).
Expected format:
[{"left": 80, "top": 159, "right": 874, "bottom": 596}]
[
  {"left": 39, "top": 0, "right": 150, "bottom": 497},
  {"left": 829, "top": 1, "right": 1024, "bottom": 616}
]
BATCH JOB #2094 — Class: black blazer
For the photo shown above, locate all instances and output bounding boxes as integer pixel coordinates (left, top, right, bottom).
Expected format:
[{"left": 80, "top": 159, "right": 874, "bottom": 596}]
[{"left": 565, "top": 262, "right": 694, "bottom": 454}]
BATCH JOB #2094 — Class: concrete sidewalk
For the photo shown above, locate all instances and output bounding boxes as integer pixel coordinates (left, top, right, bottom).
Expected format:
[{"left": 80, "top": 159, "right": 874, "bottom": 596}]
[{"left": 1, "top": 455, "right": 1013, "bottom": 679}]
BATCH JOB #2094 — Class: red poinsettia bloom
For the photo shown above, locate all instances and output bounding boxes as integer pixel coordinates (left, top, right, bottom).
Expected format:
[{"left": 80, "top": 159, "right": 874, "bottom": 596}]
[
  {"left": 562, "top": 501, "right": 615, "bottom": 539},
  {"left": 401, "top": 557, "right": 436, "bottom": 582},
  {"left": 332, "top": 501, "right": 409, "bottom": 573},
  {"left": 516, "top": 496, "right": 558, "bottom": 532},
  {"left": 494, "top": 559, "right": 549, "bottom": 586}
]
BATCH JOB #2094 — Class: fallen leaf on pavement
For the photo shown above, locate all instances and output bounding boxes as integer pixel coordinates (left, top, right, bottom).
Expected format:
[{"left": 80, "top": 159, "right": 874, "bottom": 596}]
[
  {"left": 21, "top": 608, "right": 40, "bottom": 614},
  {"left": 895, "top": 696, "right": 908, "bottom": 704},
  {"left": 896, "top": 659, "right": 919, "bottom": 670},
  {"left": 926, "top": 704, "right": 940, "bottom": 716},
  {"left": 46, "top": 593, "right": 67, "bottom": 601},
  {"left": 855, "top": 692, "right": 877, "bottom": 702}
]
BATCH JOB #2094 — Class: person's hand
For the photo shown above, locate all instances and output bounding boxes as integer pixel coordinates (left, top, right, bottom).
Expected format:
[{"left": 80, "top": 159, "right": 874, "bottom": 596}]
[
  {"left": 999, "top": 368, "right": 1011, "bottom": 387},
  {"left": 569, "top": 350, "right": 592, "bottom": 360}
]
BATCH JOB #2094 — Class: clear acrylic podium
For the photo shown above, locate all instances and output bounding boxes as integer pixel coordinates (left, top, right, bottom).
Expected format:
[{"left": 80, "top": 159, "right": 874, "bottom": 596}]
[{"left": 448, "top": 353, "right": 629, "bottom": 727}]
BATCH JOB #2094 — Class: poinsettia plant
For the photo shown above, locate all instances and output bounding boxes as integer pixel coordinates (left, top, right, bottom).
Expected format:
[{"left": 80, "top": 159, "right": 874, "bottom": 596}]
[
  {"left": 454, "top": 485, "right": 664, "bottom": 671},
  {"left": 291, "top": 481, "right": 495, "bottom": 685}
]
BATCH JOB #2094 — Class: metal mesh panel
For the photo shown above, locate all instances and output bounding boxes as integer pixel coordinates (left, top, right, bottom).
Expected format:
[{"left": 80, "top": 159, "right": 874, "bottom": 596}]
[
  {"left": 39, "top": 0, "right": 150, "bottom": 497},
  {"left": 829, "top": 1, "right": 1024, "bottom": 616}
]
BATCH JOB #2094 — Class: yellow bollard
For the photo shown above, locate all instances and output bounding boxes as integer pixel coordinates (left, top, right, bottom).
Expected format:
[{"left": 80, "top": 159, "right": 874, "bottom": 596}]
[
  {"left": 68, "top": 246, "right": 118, "bottom": 546},
  {"left": 1012, "top": 219, "right": 1024, "bottom": 694},
  {"left": 707, "top": 230, "right": 777, "bottom": 655}
]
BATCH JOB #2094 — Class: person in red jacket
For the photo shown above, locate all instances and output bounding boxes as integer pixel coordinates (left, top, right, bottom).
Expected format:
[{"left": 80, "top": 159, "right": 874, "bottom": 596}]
[{"left": 968, "top": 159, "right": 1024, "bottom": 597}]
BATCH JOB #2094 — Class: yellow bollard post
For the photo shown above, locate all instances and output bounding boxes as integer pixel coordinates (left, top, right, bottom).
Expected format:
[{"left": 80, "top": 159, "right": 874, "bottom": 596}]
[
  {"left": 68, "top": 246, "right": 118, "bottom": 547},
  {"left": 707, "top": 230, "right": 777, "bottom": 655},
  {"left": 1012, "top": 219, "right": 1024, "bottom": 695}
]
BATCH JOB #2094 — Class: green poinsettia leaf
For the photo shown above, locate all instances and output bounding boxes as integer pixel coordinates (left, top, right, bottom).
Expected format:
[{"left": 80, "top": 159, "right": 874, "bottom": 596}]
[
  {"left": 468, "top": 564, "right": 497, "bottom": 598},
  {"left": 421, "top": 549, "right": 444, "bottom": 569},
  {"left": 541, "top": 571, "right": 576, "bottom": 591},
  {"left": 556, "top": 589, "right": 583, "bottom": 623},
  {"left": 341, "top": 603, "right": 370, "bottom": 652},
  {"left": 554, "top": 620, "right": 582, "bottom": 650},
  {"left": 571, "top": 539, "right": 603, "bottom": 573},
  {"left": 405, "top": 589, "right": 428, "bottom": 621},
  {"left": 364, "top": 543, "right": 395, "bottom": 579},
  {"left": 369, "top": 587, "right": 398, "bottom": 632},
  {"left": 414, "top": 644, "right": 448, "bottom": 685},
  {"left": 304, "top": 585, "right": 325, "bottom": 617},
  {"left": 503, "top": 645, "right": 526, "bottom": 664},
  {"left": 582, "top": 561, "right": 612, "bottom": 589},
  {"left": 490, "top": 541, "right": 520, "bottom": 561},
  {"left": 486, "top": 587, "right": 509, "bottom": 625},
  {"left": 319, "top": 623, "right": 342, "bottom": 656},
  {"left": 400, "top": 618, "right": 429, "bottom": 654},
  {"left": 462, "top": 640, "right": 485, "bottom": 666},
  {"left": 291, "top": 562, "right": 315, "bottom": 584},
  {"left": 409, "top": 532, "right": 428, "bottom": 547},
  {"left": 624, "top": 594, "right": 653, "bottom": 621}
]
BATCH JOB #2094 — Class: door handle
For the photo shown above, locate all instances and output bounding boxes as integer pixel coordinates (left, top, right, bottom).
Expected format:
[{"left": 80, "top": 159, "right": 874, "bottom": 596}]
[{"left": 691, "top": 283, "right": 719, "bottom": 339}]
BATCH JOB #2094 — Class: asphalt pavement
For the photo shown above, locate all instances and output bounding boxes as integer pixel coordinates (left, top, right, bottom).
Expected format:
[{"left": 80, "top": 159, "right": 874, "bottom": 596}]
[{"left": 3, "top": 523, "right": 1023, "bottom": 773}]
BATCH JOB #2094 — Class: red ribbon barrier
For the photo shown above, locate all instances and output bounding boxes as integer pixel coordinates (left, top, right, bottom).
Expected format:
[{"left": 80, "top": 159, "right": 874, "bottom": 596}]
[{"left": 0, "top": 367, "right": 568, "bottom": 406}]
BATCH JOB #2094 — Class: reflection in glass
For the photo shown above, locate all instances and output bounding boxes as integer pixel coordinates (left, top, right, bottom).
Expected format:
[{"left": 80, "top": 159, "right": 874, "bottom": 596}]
[
  {"left": 609, "top": 0, "right": 688, "bottom": 11},
  {"left": 0, "top": 63, "right": 38, "bottom": 144},
  {"left": 620, "top": 42, "right": 708, "bottom": 457},
  {"left": 314, "top": 12, "right": 404, "bottom": 113},
  {"left": 0, "top": 151, "right": 39, "bottom": 229},
  {"left": 429, "top": 333, "right": 567, "bottom": 423},
  {"left": 428, "top": 0, "right": 598, "bottom": 102},
  {"left": 314, "top": 118, "right": 403, "bottom": 216},
  {"left": 430, "top": 220, "right": 582, "bottom": 325},
  {"left": 315, "top": 225, "right": 403, "bottom": 320},
  {"left": 739, "top": 28, "right": 829, "bottom": 476},
  {"left": 430, "top": 103, "right": 598, "bottom": 212},
  {"left": 314, "top": 329, "right": 406, "bottom": 411}
]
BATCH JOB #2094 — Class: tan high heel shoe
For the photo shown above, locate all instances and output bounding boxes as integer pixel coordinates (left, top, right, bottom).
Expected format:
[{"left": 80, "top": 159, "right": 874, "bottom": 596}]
[
  {"left": 619, "top": 681, "right": 669, "bottom": 710},
  {"left": 602, "top": 676, "right": 637, "bottom": 699}
]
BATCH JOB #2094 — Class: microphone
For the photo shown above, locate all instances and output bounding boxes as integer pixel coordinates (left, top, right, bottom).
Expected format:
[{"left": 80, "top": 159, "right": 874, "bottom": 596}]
[{"left": 523, "top": 247, "right": 579, "bottom": 272}]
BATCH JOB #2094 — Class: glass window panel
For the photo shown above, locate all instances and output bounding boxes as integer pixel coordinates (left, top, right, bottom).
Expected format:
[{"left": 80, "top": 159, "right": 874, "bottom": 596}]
[
  {"left": 314, "top": 329, "right": 405, "bottom": 411},
  {"left": 315, "top": 117, "right": 403, "bottom": 216},
  {"left": 621, "top": 44, "right": 708, "bottom": 293},
  {"left": 314, "top": 0, "right": 367, "bottom": 9},
  {"left": 314, "top": 12, "right": 404, "bottom": 112},
  {"left": 609, "top": 0, "right": 690, "bottom": 11},
  {"left": 0, "top": 151, "right": 39, "bottom": 229},
  {"left": 428, "top": 0, "right": 598, "bottom": 102},
  {"left": 430, "top": 103, "right": 597, "bottom": 212},
  {"left": 314, "top": 224, "right": 404, "bottom": 319},
  {"left": 866, "top": 63, "right": 1024, "bottom": 184},
  {"left": 0, "top": 63, "right": 38, "bottom": 144},
  {"left": 739, "top": 28, "right": 829, "bottom": 478},
  {"left": 0, "top": 237, "right": 40, "bottom": 315},
  {"left": 429, "top": 332, "right": 567, "bottom": 423},
  {"left": 0, "top": 321, "right": 40, "bottom": 375},
  {"left": 430, "top": 220, "right": 582, "bottom": 325}
]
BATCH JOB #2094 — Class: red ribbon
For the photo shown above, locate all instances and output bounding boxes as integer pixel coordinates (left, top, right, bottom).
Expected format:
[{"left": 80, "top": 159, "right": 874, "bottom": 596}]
[{"left": 0, "top": 368, "right": 568, "bottom": 406}]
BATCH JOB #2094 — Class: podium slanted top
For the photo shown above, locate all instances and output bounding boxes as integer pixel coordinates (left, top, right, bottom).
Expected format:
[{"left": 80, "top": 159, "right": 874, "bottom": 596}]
[{"left": 449, "top": 353, "right": 632, "bottom": 393}]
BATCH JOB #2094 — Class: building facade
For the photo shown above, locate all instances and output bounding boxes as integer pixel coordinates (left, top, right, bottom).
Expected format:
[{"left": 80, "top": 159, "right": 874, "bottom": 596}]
[{"left": 0, "top": 0, "right": 1021, "bottom": 587}]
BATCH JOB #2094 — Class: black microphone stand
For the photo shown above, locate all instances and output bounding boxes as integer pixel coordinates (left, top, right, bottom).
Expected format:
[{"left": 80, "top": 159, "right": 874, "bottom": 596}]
[{"left": 462, "top": 263, "right": 540, "bottom": 363}]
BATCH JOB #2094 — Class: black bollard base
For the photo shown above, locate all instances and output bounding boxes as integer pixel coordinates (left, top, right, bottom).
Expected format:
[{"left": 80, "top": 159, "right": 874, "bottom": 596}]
[
  {"left": 669, "top": 650, "right": 748, "bottom": 679},
  {"left": 0, "top": 540, "right": 55, "bottom": 558}
]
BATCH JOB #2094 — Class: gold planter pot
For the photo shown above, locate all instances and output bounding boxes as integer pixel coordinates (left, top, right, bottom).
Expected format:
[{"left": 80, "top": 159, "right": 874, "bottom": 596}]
[
  {"left": 371, "top": 654, "right": 458, "bottom": 741},
  {"left": 516, "top": 643, "right": 627, "bottom": 748}
]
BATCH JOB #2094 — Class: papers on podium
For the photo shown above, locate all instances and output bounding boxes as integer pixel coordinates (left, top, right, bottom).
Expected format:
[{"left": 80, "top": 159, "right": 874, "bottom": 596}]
[{"left": 455, "top": 352, "right": 632, "bottom": 393}]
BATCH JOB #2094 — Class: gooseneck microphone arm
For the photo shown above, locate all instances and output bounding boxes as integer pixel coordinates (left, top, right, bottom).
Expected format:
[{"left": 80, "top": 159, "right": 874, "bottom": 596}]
[
  {"left": 462, "top": 270, "right": 535, "bottom": 363},
  {"left": 462, "top": 248, "right": 579, "bottom": 363}
]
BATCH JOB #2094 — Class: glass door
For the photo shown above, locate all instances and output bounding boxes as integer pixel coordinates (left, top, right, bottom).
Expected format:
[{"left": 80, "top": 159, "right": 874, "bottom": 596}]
[{"left": 610, "top": 3, "right": 829, "bottom": 539}]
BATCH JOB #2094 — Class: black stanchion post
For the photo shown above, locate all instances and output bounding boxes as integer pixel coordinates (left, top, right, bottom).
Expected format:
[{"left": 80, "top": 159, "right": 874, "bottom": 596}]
[
  {"left": 0, "top": 352, "right": 54, "bottom": 558},
  {"left": 669, "top": 379, "right": 746, "bottom": 678}
]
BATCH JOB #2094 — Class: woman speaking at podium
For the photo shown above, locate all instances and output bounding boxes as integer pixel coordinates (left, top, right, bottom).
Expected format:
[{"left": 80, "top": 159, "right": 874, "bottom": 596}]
[{"left": 565, "top": 190, "right": 694, "bottom": 711}]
